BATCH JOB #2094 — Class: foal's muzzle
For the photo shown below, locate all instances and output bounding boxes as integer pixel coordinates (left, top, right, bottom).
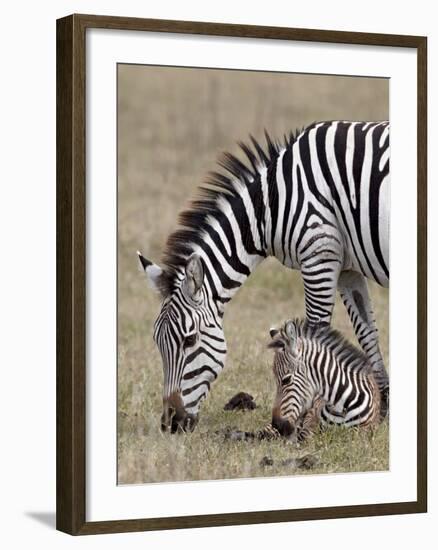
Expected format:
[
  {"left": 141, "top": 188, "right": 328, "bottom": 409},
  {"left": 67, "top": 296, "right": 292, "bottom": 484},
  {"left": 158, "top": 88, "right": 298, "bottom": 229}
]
[
  {"left": 271, "top": 412, "right": 295, "bottom": 438},
  {"left": 161, "top": 392, "right": 199, "bottom": 433}
]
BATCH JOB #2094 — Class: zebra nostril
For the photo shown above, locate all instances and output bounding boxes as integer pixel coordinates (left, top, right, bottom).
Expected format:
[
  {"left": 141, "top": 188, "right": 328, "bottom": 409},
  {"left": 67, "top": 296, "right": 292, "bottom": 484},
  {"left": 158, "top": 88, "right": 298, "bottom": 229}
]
[
  {"left": 160, "top": 411, "right": 168, "bottom": 431},
  {"left": 160, "top": 412, "right": 169, "bottom": 432},
  {"left": 184, "top": 414, "right": 199, "bottom": 433},
  {"left": 170, "top": 418, "right": 181, "bottom": 434},
  {"left": 161, "top": 407, "right": 176, "bottom": 432}
]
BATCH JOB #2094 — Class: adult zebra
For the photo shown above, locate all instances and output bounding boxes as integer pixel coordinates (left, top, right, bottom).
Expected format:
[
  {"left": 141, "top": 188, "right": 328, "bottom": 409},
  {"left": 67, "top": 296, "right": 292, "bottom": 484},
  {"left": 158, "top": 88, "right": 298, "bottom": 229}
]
[{"left": 138, "top": 120, "right": 390, "bottom": 433}]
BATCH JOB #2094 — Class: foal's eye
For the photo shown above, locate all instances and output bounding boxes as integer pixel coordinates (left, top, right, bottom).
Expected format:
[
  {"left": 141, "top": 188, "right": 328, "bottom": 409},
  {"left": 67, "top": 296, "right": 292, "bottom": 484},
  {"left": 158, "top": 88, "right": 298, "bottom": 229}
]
[
  {"left": 184, "top": 334, "right": 197, "bottom": 348},
  {"left": 282, "top": 374, "right": 292, "bottom": 385}
]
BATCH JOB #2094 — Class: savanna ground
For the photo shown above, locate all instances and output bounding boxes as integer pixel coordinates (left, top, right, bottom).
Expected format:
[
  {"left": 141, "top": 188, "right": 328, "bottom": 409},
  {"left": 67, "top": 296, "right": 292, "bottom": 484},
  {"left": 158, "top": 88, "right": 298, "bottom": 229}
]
[{"left": 117, "top": 65, "right": 389, "bottom": 484}]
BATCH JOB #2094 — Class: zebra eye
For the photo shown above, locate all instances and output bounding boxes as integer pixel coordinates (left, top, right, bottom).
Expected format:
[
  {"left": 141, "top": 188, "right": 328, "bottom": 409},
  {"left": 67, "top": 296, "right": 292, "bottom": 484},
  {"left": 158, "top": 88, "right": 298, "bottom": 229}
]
[
  {"left": 184, "top": 333, "right": 197, "bottom": 348},
  {"left": 282, "top": 374, "right": 292, "bottom": 385}
]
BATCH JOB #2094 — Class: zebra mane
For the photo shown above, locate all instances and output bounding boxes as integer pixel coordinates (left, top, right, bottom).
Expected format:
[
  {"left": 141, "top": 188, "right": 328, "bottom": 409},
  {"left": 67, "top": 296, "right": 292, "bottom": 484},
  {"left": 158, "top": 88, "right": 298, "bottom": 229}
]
[
  {"left": 281, "top": 318, "right": 371, "bottom": 369},
  {"left": 159, "top": 130, "right": 301, "bottom": 296}
]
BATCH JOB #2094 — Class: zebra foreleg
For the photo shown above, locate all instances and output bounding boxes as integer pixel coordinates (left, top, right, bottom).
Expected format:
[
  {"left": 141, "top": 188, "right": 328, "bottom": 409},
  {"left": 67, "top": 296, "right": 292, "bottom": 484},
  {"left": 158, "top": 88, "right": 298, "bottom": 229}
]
[
  {"left": 337, "top": 270, "right": 389, "bottom": 418},
  {"left": 301, "top": 254, "right": 341, "bottom": 326},
  {"left": 297, "top": 397, "right": 325, "bottom": 442}
]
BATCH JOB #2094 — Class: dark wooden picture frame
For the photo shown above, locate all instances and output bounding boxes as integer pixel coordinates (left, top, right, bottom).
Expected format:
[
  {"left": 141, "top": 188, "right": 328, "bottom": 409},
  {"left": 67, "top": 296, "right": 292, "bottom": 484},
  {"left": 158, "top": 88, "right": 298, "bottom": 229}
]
[{"left": 57, "top": 13, "right": 427, "bottom": 535}]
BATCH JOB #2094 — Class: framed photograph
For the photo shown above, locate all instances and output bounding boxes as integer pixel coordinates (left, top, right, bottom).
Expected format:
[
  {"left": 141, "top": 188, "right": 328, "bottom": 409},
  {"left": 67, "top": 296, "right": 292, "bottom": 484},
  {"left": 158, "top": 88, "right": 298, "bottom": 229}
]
[{"left": 56, "top": 14, "right": 427, "bottom": 535}]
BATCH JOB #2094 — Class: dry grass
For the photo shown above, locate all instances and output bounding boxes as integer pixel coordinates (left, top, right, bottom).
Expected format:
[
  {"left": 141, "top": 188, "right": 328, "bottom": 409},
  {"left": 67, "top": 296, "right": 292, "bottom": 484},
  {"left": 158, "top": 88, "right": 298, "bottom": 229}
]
[{"left": 117, "top": 65, "right": 389, "bottom": 484}]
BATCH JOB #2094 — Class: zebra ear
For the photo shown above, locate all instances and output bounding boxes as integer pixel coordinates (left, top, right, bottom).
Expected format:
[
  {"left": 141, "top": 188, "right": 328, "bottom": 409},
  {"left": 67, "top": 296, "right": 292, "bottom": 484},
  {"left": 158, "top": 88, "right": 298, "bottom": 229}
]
[
  {"left": 137, "top": 251, "right": 166, "bottom": 296},
  {"left": 284, "top": 320, "right": 297, "bottom": 343},
  {"left": 269, "top": 327, "right": 279, "bottom": 339},
  {"left": 185, "top": 254, "right": 204, "bottom": 298},
  {"left": 285, "top": 320, "right": 302, "bottom": 356},
  {"left": 267, "top": 339, "right": 284, "bottom": 350}
]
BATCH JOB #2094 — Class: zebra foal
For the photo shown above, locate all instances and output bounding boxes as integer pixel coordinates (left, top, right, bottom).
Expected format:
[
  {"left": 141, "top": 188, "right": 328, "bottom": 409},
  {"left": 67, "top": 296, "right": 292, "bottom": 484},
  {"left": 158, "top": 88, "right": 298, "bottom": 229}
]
[{"left": 229, "top": 319, "right": 382, "bottom": 443}]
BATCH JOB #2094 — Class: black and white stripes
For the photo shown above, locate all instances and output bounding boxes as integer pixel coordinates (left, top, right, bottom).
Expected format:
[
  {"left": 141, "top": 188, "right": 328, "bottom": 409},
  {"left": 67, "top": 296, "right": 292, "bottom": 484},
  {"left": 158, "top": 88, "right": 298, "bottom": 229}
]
[
  {"left": 227, "top": 319, "right": 382, "bottom": 443},
  {"left": 139, "top": 120, "right": 390, "bottom": 431},
  {"left": 269, "top": 319, "right": 382, "bottom": 436}
]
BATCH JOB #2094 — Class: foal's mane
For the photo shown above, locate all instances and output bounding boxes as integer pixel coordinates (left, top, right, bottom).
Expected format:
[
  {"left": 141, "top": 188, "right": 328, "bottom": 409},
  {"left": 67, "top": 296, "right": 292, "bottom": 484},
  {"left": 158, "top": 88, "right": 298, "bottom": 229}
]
[{"left": 281, "top": 318, "right": 371, "bottom": 369}]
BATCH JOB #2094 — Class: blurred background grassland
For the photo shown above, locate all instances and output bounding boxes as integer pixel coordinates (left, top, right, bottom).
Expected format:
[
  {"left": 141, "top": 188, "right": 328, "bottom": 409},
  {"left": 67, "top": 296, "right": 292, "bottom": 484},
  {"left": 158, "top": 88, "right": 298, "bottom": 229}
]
[{"left": 118, "top": 64, "right": 389, "bottom": 484}]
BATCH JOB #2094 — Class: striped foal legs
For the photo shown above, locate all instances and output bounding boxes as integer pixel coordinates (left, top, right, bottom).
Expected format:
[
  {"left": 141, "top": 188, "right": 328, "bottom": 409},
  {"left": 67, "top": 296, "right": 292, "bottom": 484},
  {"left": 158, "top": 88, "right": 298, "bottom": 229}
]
[{"left": 297, "top": 397, "right": 325, "bottom": 442}]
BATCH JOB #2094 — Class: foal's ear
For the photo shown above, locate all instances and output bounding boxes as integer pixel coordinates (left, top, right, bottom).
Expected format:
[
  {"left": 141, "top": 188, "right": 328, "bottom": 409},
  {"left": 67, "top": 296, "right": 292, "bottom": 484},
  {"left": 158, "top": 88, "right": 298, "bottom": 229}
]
[
  {"left": 267, "top": 339, "right": 285, "bottom": 350},
  {"left": 285, "top": 320, "right": 302, "bottom": 356},
  {"left": 267, "top": 326, "right": 283, "bottom": 349},
  {"left": 137, "top": 251, "right": 166, "bottom": 296},
  {"left": 267, "top": 328, "right": 285, "bottom": 350}
]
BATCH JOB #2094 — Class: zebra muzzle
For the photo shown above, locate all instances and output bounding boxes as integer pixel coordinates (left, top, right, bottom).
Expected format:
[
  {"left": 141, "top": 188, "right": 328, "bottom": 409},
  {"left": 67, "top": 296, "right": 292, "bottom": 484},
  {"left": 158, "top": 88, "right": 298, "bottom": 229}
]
[
  {"left": 161, "top": 393, "right": 199, "bottom": 433},
  {"left": 271, "top": 413, "right": 296, "bottom": 439},
  {"left": 160, "top": 409, "right": 198, "bottom": 433}
]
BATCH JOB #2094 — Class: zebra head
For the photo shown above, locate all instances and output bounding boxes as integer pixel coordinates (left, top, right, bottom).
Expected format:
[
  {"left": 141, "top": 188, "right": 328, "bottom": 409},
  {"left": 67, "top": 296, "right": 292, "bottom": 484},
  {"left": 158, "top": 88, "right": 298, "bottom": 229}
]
[
  {"left": 267, "top": 321, "right": 306, "bottom": 437},
  {"left": 268, "top": 321, "right": 303, "bottom": 365},
  {"left": 138, "top": 251, "right": 227, "bottom": 433}
]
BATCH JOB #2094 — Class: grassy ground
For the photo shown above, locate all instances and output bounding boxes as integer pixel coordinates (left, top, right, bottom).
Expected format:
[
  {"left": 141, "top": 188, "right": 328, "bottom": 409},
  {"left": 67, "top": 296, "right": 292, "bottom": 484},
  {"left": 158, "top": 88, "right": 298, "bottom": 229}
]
[{"left": 117, "top": 65, "right": 389, "bottom": 484}]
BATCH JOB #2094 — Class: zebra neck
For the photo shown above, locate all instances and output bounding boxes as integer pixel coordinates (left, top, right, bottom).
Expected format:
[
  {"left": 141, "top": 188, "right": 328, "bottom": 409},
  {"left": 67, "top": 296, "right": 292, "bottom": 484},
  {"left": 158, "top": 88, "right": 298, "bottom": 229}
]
[
  {"left": 201, "top": 149, "right": 296, "bottom": 304},
  {"left": 257, "top": 148, "right": 290, "bottom": 260},
  {"left": 171, "top": 142, "right": 297, "bottom": 305},
  {"left": 202, "top": 248, "right": 265, "bottom": 306},
  {"left": 195, "top": 189, "right": 283, "bottom": 304}
]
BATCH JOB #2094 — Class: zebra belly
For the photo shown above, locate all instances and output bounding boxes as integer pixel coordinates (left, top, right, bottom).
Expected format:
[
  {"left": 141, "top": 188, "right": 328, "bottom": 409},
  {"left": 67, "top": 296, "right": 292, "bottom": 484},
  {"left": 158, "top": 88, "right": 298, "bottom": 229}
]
[
  {"left": 318, "top": 402, "right": 375, "bottom": 427},
  {"left": 319, "top": 404, "right": 349, "bottom": 426},
  {"left": 346, "top": 235, "right": 389, "bottom": 287}
]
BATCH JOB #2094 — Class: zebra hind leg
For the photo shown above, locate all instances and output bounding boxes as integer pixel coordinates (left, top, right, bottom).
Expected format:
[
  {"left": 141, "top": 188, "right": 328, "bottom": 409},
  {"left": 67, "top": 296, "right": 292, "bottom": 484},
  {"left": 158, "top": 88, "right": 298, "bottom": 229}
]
[
  {"left": 224, "top": 424, "right": 283, "bottom": 442},
  {"left": 338, "top": 271, "right": 389, "bottom": 419}
]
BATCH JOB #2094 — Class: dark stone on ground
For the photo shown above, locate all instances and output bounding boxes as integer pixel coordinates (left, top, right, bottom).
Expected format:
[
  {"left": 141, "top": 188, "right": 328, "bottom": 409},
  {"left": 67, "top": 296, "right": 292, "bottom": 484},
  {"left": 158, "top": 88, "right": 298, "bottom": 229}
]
[
  {"left": 280, "top": 454, "right": 318, "bottom": 469},
  {"left": 224, "top": 392, "right": 257, "bottom": 411},
  {"left": 260, "top": 456, "right": 274, "bottom": 467}
]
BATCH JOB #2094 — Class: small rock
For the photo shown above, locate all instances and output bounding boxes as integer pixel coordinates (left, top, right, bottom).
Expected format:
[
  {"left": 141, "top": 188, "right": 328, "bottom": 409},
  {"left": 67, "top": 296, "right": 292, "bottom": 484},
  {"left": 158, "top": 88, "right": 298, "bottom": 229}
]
[
  {"left": 280, "top": 458, "right": 298, "bottom": 467},
  {"left": 296, "top": 454, "right": 318, "bottom": 469},
  {"left": 280, "top": 454, "right": 318, "bottom": 469},
  {"left": 260, "top": 456, "right": 274, "bottom": 467}
]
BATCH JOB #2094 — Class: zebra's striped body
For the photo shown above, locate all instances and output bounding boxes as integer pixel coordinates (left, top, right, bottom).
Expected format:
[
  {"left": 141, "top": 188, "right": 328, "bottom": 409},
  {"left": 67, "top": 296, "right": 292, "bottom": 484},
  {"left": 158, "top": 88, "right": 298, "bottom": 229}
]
[
  {"left": 269, "top": 319, "right": 381, "bottom": 437},
  {"left": 229, "top": 319, "right": 382, "bottom": 443},
  {"left": 139, "top": 121, "right": 390, "bottom": 432}
]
